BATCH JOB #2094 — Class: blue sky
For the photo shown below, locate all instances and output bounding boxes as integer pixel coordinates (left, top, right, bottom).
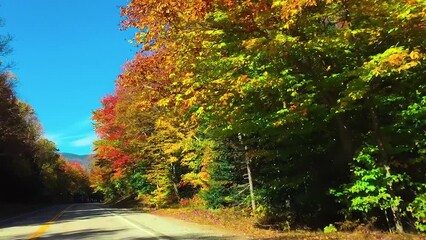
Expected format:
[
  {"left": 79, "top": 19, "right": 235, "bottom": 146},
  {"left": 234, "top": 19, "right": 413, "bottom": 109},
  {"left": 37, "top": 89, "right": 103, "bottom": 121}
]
[{"left": 0, "top": 0, "right": 136, "bottom": 155}]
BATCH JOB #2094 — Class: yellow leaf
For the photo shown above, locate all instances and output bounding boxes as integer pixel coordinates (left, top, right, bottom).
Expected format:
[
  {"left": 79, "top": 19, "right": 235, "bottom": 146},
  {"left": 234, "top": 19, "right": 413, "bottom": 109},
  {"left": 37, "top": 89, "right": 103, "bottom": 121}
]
[{"left": 409, "top": 51, "right": 420, "bottom": 60}]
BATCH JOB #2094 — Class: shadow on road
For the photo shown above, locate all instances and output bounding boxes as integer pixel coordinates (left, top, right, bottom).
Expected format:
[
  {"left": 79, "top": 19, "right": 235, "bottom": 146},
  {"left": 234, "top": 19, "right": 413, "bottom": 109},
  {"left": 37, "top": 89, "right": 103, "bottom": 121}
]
[
  {"left": 38, "top": 231, "right": 244, "bottom": 240},
  {"left": 0, "top": 203, "right": 110, "bottom": 228},
  {"left": 37, "top": 229, "right": 124, "bottom": 239},
  {"left": 0, "top": 204, "right": 249, "bottom": 239},
  {"left": 0, "top": 202, "right": 49, "bottom": 221}
]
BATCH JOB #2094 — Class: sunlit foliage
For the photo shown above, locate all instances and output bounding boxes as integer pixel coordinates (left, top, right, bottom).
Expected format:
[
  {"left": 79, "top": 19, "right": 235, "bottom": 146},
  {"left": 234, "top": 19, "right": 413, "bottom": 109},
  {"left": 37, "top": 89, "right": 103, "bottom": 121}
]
[{"left": 93, "top": 0, "right": 426, "bottom": 233}]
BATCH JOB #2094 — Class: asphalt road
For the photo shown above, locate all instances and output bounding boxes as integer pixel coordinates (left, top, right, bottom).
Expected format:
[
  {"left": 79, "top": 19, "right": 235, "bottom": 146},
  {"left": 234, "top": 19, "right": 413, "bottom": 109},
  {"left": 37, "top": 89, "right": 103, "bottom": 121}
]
[{"left": 0, "top": 203, "right": 248, "bottom": 240}]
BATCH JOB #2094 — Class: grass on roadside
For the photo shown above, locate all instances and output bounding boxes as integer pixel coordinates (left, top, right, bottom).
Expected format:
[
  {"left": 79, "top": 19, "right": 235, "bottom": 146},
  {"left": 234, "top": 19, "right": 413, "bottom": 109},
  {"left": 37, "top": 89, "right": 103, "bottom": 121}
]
[
  {"left": 102, "top": 197, "right": 424, "bottom": 240},
  {"left": 149, "top": 207, "right": 425, "bottom": 240}
]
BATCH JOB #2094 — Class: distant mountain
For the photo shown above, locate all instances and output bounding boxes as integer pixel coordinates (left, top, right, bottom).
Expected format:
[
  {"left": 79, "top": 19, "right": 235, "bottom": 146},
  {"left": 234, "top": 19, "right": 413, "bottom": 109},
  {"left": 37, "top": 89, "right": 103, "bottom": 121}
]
[{"left": 60, "top": 153, "right": 94, "bottom": 170}]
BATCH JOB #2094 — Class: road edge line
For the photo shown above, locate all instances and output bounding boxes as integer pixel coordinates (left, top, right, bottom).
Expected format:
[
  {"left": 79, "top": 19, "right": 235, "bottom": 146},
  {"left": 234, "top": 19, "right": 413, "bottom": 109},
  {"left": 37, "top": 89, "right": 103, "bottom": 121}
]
[{"left": 100, "top": 206, "right": 167, "bottom": 240}]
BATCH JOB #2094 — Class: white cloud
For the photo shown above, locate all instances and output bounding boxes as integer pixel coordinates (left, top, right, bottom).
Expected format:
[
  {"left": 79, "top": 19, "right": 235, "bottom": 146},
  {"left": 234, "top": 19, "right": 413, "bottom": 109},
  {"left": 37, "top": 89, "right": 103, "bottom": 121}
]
[
  {"left": 70, "top": 133, "right": 98, "bottom": 147},
  {"left": 43, "top": 133, "right": 62, "bottom": 144},
  {"left": 43, "top": 116, "right": 97, "bottom": 153}
]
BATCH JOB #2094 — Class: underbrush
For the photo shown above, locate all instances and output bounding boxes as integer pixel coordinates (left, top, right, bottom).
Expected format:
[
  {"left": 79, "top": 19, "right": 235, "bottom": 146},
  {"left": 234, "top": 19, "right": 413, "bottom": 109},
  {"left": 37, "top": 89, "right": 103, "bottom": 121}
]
[{"left": 151, "top": 207, "right": 425, "bottom": 240}]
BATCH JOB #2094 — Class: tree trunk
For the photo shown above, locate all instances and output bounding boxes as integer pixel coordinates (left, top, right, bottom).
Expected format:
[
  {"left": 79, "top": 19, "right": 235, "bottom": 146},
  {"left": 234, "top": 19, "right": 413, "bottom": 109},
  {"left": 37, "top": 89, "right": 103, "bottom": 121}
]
[
  {"left": 384, "top": 209, "right": 392, "bottom": 233},
  {"left": 246, "top": 155, "right": 256, "bottom": 212},
  {"left": 335, "top": 115, "right": 353, "bottom": 161},
  {"left": 385, "top": 166, "right": 404, "bottom": 233},
  {"left": 368, "top": 97, "right": 403, "bottom": 233},
  {"left": 170, "top": 163, "right": 180, "bottom": 201},
  {"left": 238, "top": 133, "right": 256, "bottom": 212}
]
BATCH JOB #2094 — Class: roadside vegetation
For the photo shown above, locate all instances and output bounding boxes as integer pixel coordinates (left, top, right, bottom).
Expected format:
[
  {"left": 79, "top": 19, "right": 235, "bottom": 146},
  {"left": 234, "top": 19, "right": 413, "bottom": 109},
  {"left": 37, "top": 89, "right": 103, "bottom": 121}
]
[
  {"left": 90, "top": 0, "right": 426, "bottom": 237},
  {"left": 152, "top": 207, "right": 425, "bottom": 240}
]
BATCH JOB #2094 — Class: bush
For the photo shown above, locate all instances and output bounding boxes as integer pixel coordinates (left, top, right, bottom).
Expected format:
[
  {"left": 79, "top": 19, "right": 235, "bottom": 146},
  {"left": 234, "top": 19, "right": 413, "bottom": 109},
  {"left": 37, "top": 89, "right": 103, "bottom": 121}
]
[
  {"left": 407, "top": 192, "right": 426, "bottom": 232},
  {"left": 324, "top": 224, "right": 337, "bottom": 233},
  {"left": 200, "top": 184, "right": 230, "bottom": 209}
]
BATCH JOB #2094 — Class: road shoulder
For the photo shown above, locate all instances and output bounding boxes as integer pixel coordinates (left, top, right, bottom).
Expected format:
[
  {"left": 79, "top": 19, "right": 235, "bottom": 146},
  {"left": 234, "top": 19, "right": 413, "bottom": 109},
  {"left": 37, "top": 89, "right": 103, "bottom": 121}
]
[{"left": 0, "top": 203, "right": 50, "bottom": 222}]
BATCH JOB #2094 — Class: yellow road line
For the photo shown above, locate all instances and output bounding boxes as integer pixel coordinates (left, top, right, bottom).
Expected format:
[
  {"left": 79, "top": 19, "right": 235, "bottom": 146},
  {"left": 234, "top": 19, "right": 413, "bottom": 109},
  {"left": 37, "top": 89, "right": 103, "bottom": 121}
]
[{"left": 27, "top": 204, "right": 74, "bottom": 240}]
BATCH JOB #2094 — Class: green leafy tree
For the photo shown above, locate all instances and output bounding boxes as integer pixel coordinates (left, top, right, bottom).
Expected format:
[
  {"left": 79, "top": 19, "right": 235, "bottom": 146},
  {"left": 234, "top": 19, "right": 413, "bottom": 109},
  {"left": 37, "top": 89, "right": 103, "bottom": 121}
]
[{"left": 331, "top": 146, "right": 407, "bottom": 232}]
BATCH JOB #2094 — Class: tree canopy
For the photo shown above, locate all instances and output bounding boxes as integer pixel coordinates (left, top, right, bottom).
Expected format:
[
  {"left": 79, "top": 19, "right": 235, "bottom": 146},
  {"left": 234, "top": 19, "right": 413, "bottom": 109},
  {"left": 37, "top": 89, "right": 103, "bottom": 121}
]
[{"left": 91, "top": 0, "right": 426, "bottom": 233}]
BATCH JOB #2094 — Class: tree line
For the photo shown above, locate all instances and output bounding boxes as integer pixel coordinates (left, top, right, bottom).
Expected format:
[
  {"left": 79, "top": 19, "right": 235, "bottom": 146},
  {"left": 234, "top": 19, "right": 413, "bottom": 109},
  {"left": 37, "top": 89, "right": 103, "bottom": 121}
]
[
  {"left": 0, "top": 27, "right": 90, "bottom": 204},
  {"left": 91, "top": 0, "right": 426, "bottom": 233}
]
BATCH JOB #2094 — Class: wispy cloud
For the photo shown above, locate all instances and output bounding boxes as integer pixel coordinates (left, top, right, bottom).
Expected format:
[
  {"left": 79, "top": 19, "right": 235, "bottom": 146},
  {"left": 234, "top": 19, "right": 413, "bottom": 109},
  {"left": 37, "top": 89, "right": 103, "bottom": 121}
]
[
  {"left": 73, "top": 115, "right": 94, "bottom": 128},
  {"left": 43, "top": 116, "right": 98, "bottom": 154},
  {"left": 43, "top": 133, "right": 62, "bottom": 144},
  {"left": 70, "top": 133, "right": 98, "bottom": 147}
]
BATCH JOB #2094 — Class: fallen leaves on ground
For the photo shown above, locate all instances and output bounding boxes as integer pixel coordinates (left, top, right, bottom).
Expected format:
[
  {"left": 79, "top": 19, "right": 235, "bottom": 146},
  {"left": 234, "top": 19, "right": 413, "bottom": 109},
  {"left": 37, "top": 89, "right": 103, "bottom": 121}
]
[{"left": 151, "top": 207, "right": 425, "bottom": 240}]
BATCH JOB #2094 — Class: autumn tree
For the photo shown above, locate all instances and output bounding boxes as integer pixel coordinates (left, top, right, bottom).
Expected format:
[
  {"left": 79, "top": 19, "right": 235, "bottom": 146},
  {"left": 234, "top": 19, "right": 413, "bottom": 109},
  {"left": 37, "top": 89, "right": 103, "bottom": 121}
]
[{"left": 93, "top": 0, "right": 426, "bottom": 232}]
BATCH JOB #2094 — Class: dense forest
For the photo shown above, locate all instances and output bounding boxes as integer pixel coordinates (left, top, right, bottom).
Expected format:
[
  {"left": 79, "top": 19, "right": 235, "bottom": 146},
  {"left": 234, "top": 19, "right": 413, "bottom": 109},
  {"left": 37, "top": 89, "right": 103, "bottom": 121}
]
[
  {"left": 0, "top": 26, "right": 90, "bottom": 204},
  {"left": 89, "top": 0, "right": 426, "bottom": 233}
]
